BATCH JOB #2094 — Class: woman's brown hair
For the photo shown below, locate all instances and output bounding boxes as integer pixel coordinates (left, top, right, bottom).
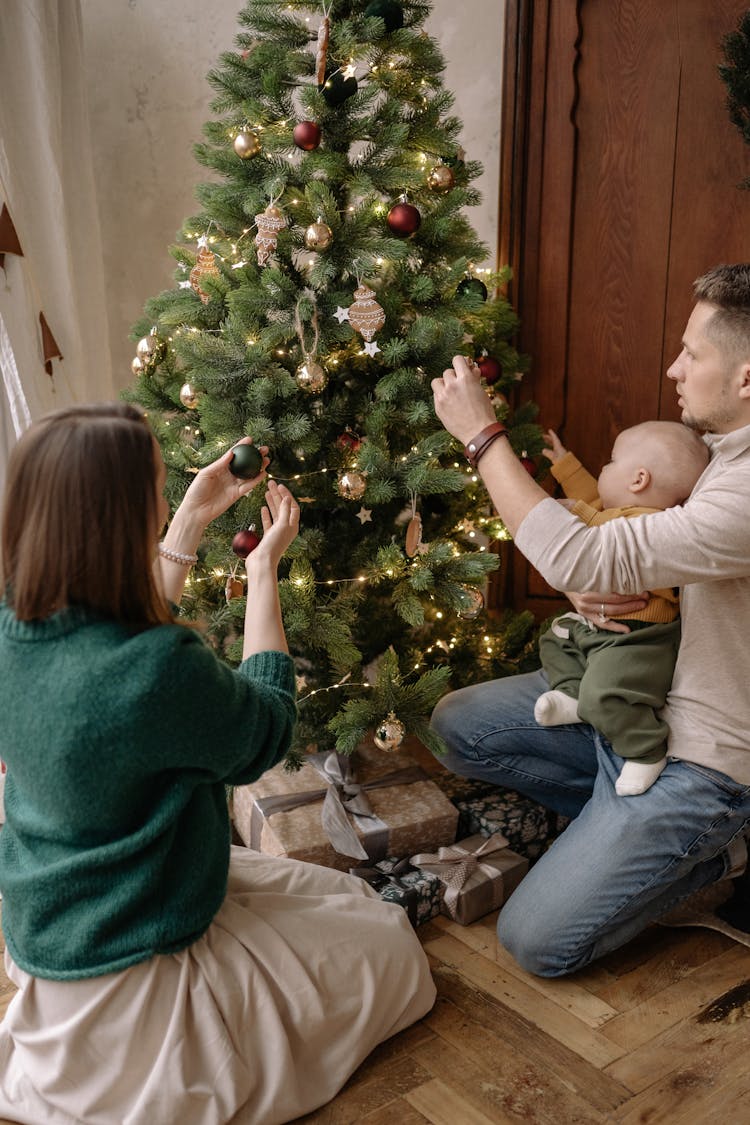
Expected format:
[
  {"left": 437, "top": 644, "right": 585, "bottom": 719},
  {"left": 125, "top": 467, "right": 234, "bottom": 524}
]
[{"left": 1, "top": 402, "right": 174, "bottom": 627}]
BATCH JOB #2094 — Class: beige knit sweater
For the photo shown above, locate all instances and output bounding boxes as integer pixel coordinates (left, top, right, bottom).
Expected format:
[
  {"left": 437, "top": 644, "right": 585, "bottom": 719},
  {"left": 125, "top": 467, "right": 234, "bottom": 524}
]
[
  {"left": 516, "top": 424, "right": 750, "bottom": 783},
  {"left": 550, "top": 451, "right": 679, "bottom": 624}
]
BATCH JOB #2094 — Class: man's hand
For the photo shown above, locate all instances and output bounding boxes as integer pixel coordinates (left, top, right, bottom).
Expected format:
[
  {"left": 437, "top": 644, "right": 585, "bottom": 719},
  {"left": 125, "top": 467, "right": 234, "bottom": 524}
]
[
  {"left": 432, "top": 355, "right": 497, "bottom": 445},
  {"left": 566, "top": 590, "right": 650, "bottom": 634},
  {"left": 542, "top": 429, "right": 567, "bottom": 464}
]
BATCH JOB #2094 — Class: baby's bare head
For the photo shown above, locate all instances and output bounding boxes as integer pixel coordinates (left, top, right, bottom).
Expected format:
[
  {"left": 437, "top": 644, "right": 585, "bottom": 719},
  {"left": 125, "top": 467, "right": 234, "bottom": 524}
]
[{"left": 616, "top": 421, "right": 708, "bottom": 508}]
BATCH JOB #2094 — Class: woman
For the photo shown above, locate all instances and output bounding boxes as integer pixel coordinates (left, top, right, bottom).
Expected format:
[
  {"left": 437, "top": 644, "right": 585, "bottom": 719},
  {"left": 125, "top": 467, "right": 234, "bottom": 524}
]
[{"left": 0, "top": 402, "right": 435, "bottom": 1125}]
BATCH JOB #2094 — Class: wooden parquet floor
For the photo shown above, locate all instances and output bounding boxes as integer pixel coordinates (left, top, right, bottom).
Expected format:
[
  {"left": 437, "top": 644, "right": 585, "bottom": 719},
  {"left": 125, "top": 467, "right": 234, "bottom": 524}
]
[
  {"left": 3, "top": 739, "right": 750, "bottom": 1124},
  {"left": 291, "top": 913, "right": 750, "bottom": 1125},
  {"left": 2, "top": 912, "right": 750, "bottom": 1124}
]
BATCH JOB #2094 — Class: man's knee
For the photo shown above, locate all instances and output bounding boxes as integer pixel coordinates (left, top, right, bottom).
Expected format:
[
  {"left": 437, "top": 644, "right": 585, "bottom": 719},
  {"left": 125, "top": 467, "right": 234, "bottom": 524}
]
[
  {"left": 497, "top": 894, "right": 583, "bottom": 978},
  {"left": 429, "top": 691, "right": 471, "bottom": 769}
]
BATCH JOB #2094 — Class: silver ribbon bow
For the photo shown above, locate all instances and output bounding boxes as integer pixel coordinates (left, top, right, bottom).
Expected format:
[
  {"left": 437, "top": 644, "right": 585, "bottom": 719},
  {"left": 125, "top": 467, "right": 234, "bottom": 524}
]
[
  {"left": 410, "top": 833, "right": 510, "bottom": 919},
  {"left": 250, "top": 751, "right": 428, "bottom": 860}
]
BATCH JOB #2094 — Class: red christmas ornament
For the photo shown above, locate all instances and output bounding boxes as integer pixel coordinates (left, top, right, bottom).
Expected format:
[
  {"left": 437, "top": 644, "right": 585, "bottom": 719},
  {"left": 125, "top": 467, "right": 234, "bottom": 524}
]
[
  {"left": 336, "top": 429, "right": 362, "bottom": 452},
  {"left": 293, "top": 121, "right": 322, "bottom": 151},
  {"left": 520, "top": 452, "right": 536, "bottom": 476},
  {"left": 232, "top": 526, "right": 261, "bottom": 559},
  {"left": 387, "top": 201, "right": 421, "bottom": 237},
  {"left": 476, "top": 355, "right": 502, "bottom": 385}
]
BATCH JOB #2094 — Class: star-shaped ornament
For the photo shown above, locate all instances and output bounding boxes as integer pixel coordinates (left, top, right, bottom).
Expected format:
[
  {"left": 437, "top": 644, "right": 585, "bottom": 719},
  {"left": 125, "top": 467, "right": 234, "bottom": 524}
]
[
  {"left": 197, "top": 235, "right": 209, "bottom": 249},
  {"left": 334, "top": 306, "right": 350, "bottom": 324},
  {"left": 458, "top": 518, "right": 477, "bottom": 535},
  {"left": 356, "top": 507, "right": 372, "bottom": 524},
  {"left": 364, "top": 341, "right": 380, "bottom": 357},
  {"left": 178, "top": 280, "right": 193, "bottom": 289}
]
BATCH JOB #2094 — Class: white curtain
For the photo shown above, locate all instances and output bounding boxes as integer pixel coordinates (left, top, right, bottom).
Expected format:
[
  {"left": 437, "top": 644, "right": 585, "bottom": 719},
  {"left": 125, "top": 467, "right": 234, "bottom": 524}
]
[{"left": 0, "top": 0, "right": 114, "bottom": 496}]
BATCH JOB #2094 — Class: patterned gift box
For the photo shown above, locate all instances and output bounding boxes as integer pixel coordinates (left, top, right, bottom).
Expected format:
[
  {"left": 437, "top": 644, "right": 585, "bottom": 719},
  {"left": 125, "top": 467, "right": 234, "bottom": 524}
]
[
  {"left": 232, "top": 742, "right": 458, "bottom": 872},
  {"left": 411, "top": 833, "right": 529, "bottom": 926},
  {"left": 447, "top": 788, "right": 557, "bottom": 861},
  {"left": 349, "top": 856, "right": 444, "bottom": 927},
  {"left": 430, "top": 771, "right": 499, "bottom": 803}
]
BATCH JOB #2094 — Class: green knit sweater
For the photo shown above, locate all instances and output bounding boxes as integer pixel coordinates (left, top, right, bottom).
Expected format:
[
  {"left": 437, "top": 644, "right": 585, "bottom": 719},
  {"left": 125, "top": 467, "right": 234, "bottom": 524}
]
[{"left": 0, "top": 602, "right": 296, "bottom": 980}]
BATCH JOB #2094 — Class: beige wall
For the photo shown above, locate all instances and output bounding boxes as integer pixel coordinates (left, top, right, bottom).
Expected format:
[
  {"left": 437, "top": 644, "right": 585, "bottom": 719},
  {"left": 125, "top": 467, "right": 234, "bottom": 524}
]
[{"left": 81, "top": 1, "right": 504, "bottom": 389}]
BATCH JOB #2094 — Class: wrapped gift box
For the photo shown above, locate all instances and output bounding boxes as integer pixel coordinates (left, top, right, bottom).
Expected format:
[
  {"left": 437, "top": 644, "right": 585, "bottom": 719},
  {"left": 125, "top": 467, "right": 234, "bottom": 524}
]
[
  {"left": 232, "top": 743, "right": 459, "bottom": 872},
  {"left": 430, "top": 772, "right": 499, "bottom": 803},
  {"left": 449, "top": 788, "right": 556, "bottom": 861},
  {"left": 349, "top": 856, "right": 444, "bottom": 927},
  {"left": 411, "top": 833, "right": 529, "bottom": 926}
]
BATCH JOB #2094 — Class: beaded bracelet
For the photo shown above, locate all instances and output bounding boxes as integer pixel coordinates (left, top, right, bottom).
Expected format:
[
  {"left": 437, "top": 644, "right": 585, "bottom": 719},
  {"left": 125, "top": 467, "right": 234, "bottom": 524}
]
[
  {"left": 157, "top": 543, "right": 198, "bottom": 566},
  {"left": 464, "top": 421, "right": 510, "bottom": 469}
]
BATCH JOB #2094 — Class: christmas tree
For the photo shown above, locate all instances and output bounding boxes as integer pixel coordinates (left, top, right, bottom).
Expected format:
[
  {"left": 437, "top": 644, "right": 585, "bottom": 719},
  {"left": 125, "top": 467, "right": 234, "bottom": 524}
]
[
  {"left": 128, "top": 0, "right": 544, "bottom": 768},
  {"left": 720, "top": 8, "right": 750, "bottom": 186}
]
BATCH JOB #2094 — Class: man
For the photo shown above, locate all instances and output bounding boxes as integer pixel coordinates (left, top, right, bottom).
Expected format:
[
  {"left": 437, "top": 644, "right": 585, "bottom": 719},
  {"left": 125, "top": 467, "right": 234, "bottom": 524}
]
[{"left": 430, "top": 264, "right": 750, "bottom": 977}]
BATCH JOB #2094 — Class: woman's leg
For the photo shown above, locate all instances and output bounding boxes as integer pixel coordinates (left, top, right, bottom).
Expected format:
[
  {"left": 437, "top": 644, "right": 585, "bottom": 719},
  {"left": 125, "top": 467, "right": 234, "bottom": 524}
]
[{"left": 430, "top": 670, "right": 599, "bottom": 819}]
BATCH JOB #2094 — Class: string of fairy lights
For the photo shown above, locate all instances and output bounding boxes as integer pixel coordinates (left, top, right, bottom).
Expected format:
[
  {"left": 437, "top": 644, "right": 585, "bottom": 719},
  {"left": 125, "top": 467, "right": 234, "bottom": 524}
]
[{"left": 138, "top": 0, "right": 526, "bottom": 733}]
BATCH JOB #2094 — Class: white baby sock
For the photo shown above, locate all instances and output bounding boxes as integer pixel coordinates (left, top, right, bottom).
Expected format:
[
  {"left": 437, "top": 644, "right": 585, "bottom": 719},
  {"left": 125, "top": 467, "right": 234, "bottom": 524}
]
[
  {"left": 534, "top": 690, "right": 581, "bottom": 726},
  {"left": 615, "top": 758, "right": 667, "bottom": 797}
]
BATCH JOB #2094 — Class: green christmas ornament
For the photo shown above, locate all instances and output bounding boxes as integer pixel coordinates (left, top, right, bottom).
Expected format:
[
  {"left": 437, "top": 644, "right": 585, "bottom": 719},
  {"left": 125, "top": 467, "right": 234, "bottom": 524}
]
[
  {"left": 229, "top": 443, "right": 263, "bottom": 479},
  {"left": 320, "top": 70, "right": 358, "bottom": 107},
  {"left": 364, "top": 0, "right": 404, "bottom": 33},
  {"left": 456, "top": 277, "right": 488, "bottom": 301}
]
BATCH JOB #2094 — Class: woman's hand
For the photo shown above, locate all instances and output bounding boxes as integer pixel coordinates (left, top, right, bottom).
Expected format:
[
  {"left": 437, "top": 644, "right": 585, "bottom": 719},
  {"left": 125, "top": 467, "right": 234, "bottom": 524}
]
[
  {"left": 542, "top": 429, "right": 567, "bottom": 464},
  {"left": 180, "top": 439, "right": 269, "bottom": 530},
  {"left": 432, "top": 355, "right": 497, "bottom": 445},
  {"left": 247, "top": 481, "right": 300, "bottom": 572},
  {"left": 566, "top": 590, "right": 650, "bottom": 634}
]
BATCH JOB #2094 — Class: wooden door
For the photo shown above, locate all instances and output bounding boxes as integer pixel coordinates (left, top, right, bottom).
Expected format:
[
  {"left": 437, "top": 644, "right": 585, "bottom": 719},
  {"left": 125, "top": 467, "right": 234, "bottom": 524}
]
[{"left": 494, "top": 0, "right": 750, "bottom": 619}]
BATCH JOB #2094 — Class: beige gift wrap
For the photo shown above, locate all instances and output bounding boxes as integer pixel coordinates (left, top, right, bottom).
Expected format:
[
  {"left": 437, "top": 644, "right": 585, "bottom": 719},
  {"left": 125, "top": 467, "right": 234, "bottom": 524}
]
[
  {"left": 410, "top": 833, "right": 529, "bottom": 925},
  {"left": 232, "top": 743, "right": 459, "bottom": 872}
]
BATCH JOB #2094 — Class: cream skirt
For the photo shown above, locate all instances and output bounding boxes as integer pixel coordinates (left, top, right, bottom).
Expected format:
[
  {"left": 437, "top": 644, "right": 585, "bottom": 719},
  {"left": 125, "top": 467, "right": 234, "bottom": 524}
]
[{"left": 0, "top": 847, "right": 436, "bottom": 1125}]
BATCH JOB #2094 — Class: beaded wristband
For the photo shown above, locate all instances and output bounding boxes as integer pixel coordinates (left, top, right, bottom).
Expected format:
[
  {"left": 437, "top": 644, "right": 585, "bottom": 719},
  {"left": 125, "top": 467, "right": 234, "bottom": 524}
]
[
  {"left": 464, "top": 421, "right": 510, "bottom": 469},
  {"left": 157, "top": 543, "right": 198, "bottom": 566}
]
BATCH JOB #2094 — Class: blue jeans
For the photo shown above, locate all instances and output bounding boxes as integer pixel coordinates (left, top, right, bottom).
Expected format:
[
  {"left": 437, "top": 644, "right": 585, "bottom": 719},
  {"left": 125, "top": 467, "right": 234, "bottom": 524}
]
[{"left": 430, "top": 670, "right": 750, "bottom": 977}]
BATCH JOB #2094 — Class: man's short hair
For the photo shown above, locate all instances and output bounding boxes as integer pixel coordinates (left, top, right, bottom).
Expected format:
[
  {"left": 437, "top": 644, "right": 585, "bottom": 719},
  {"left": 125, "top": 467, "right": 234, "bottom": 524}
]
[{"left": 694, "top": 264, "right": 750, "bottom": 364}]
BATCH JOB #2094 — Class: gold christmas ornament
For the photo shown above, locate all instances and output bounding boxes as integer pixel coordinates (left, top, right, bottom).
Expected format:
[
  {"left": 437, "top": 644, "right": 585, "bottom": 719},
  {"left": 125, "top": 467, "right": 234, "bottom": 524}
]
[
  {"left": 295, "top": 358, "right": 327, "bottom": 393},
  {"left": 255, "top": 205, "right": 287, "bottom": 266},
  {"left": 427, "top": 163, "right": 455, "bottom": 193},
  {"left": 189, "top": 246, "right": 220, "bottom": 304},
  {"left": 348, "top": 284, "right": 385, "bottom": 356},
  {"left": 304, "top": 219, "right": 333, "bottom": 251},
  {"left": 374, "top": 711, "right": 406, "bottom": 752},
  {"left": 136, "top": 332, "right": 157, "bottom": 361},
  {"left": 457, "top": 585, "right": 485, "bottom": 619},
  {"left": 337, "top": 469, "right": 367, "bottom": 500},
  {"left": 233, "top": 130, "right": 261, "bottom": 159},
  {"left": 131, "top": 355, "right": 145, "bottom": 376},
  {"left": 179, "top": 382, "right": 199, "bottom": 409}
]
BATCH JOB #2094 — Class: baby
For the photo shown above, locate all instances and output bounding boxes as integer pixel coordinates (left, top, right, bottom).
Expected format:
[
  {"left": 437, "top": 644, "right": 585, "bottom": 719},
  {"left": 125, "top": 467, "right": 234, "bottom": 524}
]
[{"left": 535, "top": 421, "right": 709, "bottom": 796}]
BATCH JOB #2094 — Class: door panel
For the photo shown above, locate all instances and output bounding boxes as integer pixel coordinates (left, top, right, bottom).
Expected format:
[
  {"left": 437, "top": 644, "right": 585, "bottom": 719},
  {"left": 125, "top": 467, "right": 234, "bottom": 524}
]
[{"left": 496, "top": 0, "right": 750, "bottom": 617}]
